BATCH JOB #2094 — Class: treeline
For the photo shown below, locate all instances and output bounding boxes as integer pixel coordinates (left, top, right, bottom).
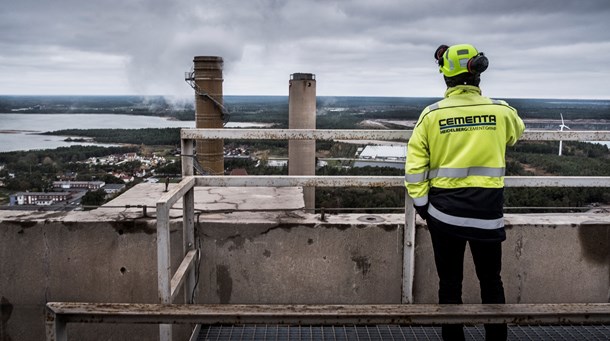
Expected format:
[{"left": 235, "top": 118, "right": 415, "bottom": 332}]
[
  {"left": 508, "top": 141, "right": 609, "bottom": 175},
  {"left": 0, "top": 145, "right": 139, "bottom": 167},
  {"left": 44, "top": 128, "right": 182, "bottom": 146},
  {"left": 503, "top": 141, "right": 610, "bottom": 210},
  {"left": 510, "top": 140, "right": 609, "bottom": 158},
  {"left": 506, "top": 98, "right": 610, "bottom": 120},
  {"left": 315, "top": 166, "right": 404, "bottom": 212}
]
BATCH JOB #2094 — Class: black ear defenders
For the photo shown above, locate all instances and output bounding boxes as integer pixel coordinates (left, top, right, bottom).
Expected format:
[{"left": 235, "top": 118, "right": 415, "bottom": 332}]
[
  {"left": 468, "top": 53, "right": 489, "bottom": 74},
  {"left": 434, "top": 44, "right": 489, "bottom": 74},
  {"left": 434, "top": 45, "right": 449, "bottom": 66}
]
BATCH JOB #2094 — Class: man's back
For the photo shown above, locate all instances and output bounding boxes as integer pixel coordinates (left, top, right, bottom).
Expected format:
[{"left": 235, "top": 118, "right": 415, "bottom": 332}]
[{"left": 406, "top": 84, "right": 525, "bottom": 241}]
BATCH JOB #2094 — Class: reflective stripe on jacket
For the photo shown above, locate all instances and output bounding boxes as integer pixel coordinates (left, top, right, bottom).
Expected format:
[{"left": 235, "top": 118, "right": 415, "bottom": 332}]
[{"left": 405, "top": 85, "right": 525, "bottom": 233}]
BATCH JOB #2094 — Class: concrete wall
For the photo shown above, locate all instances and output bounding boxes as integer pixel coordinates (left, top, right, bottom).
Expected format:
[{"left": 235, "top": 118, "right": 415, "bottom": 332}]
[
  {"left": 1, "top": 190, "right": 610, "bottom": 340},
  {"left": 197, "top": 216, "right": 403, "bottom": 304},
  {"left": 0, "top": 211, "right": 191, "bottom": 341},
  {"left": 193, "top": 212, "right": 610, "bottom": 305},
  {"left": 414, "top": 219, "right": 610, "bottom": 304}
]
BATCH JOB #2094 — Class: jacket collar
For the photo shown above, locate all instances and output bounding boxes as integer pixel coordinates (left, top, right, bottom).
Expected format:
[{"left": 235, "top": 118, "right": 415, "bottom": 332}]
[{"left": 444, "top": 85, "right": 481, "bottom": 98}]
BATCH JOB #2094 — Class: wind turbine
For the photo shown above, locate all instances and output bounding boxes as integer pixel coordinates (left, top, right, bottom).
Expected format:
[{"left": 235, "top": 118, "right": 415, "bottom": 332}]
[{"left": 558, "top": 113, "right": 570, "bottom": 156}]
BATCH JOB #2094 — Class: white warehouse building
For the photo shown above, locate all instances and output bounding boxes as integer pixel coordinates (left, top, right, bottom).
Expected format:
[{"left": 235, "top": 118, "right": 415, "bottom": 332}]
[{"left": 353, "top": 145, "right": 407, "bottom": 169}]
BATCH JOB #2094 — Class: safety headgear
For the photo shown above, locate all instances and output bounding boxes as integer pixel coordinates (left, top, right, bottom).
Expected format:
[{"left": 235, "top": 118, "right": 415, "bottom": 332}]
[{"left": 434, "top": 44, "right": 488, "bottom": 77}]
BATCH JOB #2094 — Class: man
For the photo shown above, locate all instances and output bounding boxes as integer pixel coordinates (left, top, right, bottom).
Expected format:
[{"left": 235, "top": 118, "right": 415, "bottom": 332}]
[{"left": 405, "top": 43, "right": 525, "bottom": 341}]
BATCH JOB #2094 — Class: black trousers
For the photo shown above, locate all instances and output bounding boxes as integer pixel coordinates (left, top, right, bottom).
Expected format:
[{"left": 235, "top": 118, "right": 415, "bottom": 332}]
[{"left": 428, "top": 218, "right": 507, "bottom": 341}]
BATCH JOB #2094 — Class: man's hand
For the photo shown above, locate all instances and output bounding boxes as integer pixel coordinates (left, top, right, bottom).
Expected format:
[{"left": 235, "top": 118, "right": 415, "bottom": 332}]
[{"left": 414, "top": 204, "right": 429, "bottom": 221}]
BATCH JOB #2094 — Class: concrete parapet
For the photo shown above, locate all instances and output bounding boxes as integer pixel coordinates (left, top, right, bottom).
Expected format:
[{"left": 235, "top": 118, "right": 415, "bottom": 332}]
[{"left": 1, "top": 184, "right": 609, "bottom": 339}]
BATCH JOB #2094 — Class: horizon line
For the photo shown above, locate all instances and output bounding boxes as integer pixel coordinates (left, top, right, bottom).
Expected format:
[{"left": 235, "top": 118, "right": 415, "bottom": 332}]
[{"left": 1, "top": 94, "right": 610, "bottom": 101}]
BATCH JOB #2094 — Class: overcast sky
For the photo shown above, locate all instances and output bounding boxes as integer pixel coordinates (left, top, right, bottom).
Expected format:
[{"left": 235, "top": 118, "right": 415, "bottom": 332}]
[{"left": 1, "top": 0, "right": 609, "bottom": 99}]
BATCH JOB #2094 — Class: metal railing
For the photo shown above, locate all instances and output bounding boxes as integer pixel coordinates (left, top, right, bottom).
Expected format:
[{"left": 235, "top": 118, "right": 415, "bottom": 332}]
[
  {"left": 45, "top": 302, "right": 610, "bottom": 341},
  {"left": 152, "top": 128, "right": 610, "bottom": 340},
  {"left": 45, "top": 128, "right": 610, "bottom": 341}
]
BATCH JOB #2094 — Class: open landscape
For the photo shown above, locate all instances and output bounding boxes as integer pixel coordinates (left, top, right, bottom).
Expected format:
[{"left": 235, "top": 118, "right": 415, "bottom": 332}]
[{"left": 1, "top": 95, "right": 609, "bottom": 211}]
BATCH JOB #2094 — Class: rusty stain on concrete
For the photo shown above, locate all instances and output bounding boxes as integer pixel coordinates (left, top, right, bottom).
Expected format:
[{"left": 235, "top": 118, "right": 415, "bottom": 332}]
[
  {"left": 351, "top": 255, "right": 372, "bottom": 276},
  {"left": 379, "top": 224, "right": 399, "bottom": 232},
  {"left": 61, "top": 221, "right": 79, "bottom": 229},
  {"left": 110, "top": 220, "right": 155, "bottom": 235},
  {"left": 578, "top": 225, "right": 610, "bottom": 264},
  {"left": 216, "top": 265, "right": 233, "bottom": 304},
  {"left": 1, "top": 296, "right": 13, "bottom": 341},
  {"left": 227, "top": 235, "right": 245, "bottom": 251},
  {"left": 7, "top": 221, "right": 36, "bottom": 229}
]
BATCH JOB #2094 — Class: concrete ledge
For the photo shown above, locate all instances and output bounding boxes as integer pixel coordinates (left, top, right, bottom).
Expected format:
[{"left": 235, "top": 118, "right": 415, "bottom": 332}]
[{"left": 2, "top": 183, "right": 610, "bottom": 228}]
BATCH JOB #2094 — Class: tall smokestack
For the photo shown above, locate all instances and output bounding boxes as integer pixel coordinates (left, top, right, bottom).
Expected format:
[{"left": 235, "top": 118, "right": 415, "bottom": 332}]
[
  {"left": 193, "top": 56, "right": 224, "bottom": 175},
  {"left": 288, "top": 73, "right": 316, "bottom": 211}
]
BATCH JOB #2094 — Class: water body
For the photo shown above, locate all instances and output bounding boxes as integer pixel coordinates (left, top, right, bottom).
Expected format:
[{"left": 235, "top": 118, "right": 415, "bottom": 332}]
[
  {"left": 1, "top": 96, "right": 609, "bottom": 152},
  {"left": 0, "top": 114, "right": 269, "bottom": 152}
]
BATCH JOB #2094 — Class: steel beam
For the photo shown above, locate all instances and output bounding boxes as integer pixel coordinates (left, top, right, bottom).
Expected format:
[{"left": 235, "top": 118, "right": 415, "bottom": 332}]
[{"left": 45, "top": 302, "right": 610, "bottom": 328}]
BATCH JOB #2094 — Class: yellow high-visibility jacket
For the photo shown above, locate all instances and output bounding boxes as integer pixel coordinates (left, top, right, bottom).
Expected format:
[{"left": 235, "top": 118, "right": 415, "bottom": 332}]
[{"left": 405, "top": 85, "right": 525, "bottom": 238}]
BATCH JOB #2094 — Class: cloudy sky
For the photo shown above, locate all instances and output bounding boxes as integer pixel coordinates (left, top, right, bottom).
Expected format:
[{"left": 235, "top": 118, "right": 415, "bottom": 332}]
[{"left": 1, "top": 0, "right": 609, "bottom": 99}]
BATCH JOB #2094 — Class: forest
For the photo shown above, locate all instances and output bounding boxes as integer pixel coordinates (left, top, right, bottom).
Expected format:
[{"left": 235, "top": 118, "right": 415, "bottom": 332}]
[{"left": 42, "top": 128, "right": 182, "bottom": 146}]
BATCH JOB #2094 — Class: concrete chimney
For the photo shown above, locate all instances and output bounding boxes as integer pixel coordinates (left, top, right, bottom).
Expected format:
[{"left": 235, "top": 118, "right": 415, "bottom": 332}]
[
  {"left": 193, "top": 56, "right": 224, "bottom": 175},
  {"left": 288, "top": 73, "right": 316, "bottom": 211}
]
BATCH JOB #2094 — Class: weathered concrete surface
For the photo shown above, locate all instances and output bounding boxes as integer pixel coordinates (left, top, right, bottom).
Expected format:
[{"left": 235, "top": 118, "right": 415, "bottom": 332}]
[
  {"left": 1, "top": 183, "right": 610, "bottom": 339},
  {"left": 414, "top": 213, "right": 610, "bottom": 304},
  {"left": 0, "top": 184, "right": 305, "bottom": 341},
  {"left": 0, "top": 219, "right": 174, "bottom": 340},
  {"left": 198, "top": 213, "right": 404, "bottom": 304}
]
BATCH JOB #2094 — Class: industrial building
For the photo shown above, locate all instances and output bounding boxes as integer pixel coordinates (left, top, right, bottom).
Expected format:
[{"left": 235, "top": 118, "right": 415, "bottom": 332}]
[{"left": 353, "top": 145, "right": 407, "bottom": 169}]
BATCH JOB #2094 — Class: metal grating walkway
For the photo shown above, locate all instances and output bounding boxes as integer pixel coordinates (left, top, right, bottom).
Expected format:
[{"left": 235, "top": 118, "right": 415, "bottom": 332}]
[{"left": 197, "top": 324, "right": 610, "bottom": 340}]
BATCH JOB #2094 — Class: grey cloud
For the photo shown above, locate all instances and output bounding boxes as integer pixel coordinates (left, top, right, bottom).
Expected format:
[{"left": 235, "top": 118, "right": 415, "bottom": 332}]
[{"left": 1, "top": 0, "right": 610, "bottom": 97}]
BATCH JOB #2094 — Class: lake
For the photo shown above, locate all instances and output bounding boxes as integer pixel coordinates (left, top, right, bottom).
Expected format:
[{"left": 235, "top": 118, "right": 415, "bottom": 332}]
[
  {"left": 1, "top": 113, "right": 608, "bottom": 153},
  {"left": 0, "top": 113, "right": 269, "bottom": 152}
]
